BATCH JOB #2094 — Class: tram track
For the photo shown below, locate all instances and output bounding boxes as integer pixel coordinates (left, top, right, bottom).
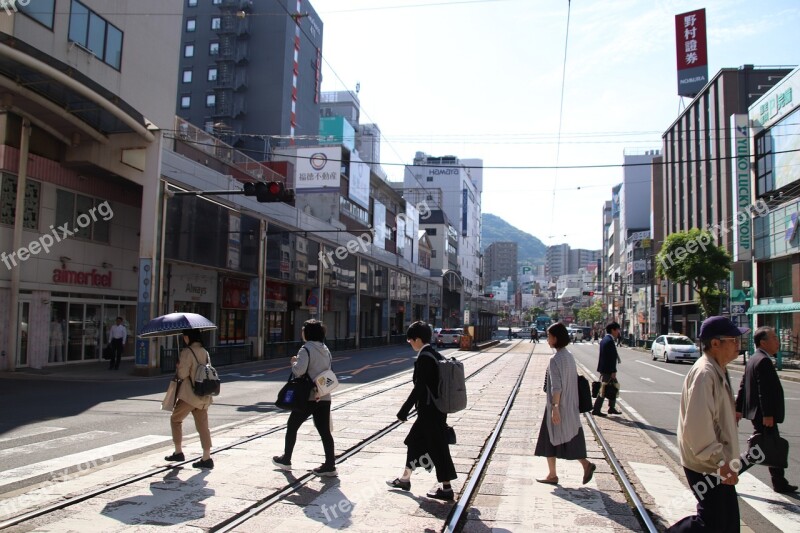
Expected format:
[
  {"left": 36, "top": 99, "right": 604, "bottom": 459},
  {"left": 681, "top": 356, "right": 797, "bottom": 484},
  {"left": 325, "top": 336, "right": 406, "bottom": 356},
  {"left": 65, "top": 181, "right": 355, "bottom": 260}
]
[
  {"left": 3, "top": 342, "right": 659, "bottom": 533},
  {"left": 0, "top": 347, "right": 505, "bottom": 531}
]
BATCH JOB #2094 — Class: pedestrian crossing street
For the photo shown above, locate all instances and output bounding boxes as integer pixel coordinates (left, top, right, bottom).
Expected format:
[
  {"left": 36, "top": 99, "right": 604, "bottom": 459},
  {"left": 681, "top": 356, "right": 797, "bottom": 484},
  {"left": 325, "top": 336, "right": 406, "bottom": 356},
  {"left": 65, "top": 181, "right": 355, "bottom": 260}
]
[{"left": 0, "top": 423, "right": 798, "bottom": 531}]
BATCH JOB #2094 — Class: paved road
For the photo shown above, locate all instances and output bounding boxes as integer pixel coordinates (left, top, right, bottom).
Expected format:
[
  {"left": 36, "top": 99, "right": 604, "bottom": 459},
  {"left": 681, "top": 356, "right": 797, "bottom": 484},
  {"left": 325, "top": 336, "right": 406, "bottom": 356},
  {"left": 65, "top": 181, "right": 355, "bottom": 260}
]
[
  {"left": 0, "top": 343, "right": 459, "bottom": 491},
  {"left": 569, "top": 341, "right": 800, "bottom": 532}
]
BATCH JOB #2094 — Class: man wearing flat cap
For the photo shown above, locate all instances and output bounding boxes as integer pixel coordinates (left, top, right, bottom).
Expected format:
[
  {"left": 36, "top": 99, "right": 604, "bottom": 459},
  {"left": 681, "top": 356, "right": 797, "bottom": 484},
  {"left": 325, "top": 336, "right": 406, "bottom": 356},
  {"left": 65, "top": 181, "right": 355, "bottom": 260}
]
[{"left": 668, "top": 316, "right": 749, "bottom": 532}]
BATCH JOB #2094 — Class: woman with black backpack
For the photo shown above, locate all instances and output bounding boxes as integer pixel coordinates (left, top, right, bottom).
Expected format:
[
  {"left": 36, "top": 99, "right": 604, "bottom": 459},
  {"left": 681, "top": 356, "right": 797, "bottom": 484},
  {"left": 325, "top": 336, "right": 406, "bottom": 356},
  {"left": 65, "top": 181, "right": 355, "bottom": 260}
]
[
  {"left": 272, "top": 319, "right": 337, "bottom": 477},
  {"left": 164, "top": 328, "right": 214, "bottom": 469},
  {"left": 386, "top": 321, "right": 457, "bottom": 501}
]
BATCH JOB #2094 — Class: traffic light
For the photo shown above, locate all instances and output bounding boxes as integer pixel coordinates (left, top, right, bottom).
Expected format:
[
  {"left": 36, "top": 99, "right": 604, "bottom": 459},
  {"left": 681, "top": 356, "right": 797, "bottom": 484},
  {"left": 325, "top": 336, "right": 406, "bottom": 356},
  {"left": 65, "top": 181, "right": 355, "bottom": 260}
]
[
  {"left": 582, "top": 291, "right": 594, "bottom": 296},
  {"left": 483, "top": 293, "right": 494, "bottom": 299},
  {"left": 243, "top": 181, "right": 295, "bottom": 203}
]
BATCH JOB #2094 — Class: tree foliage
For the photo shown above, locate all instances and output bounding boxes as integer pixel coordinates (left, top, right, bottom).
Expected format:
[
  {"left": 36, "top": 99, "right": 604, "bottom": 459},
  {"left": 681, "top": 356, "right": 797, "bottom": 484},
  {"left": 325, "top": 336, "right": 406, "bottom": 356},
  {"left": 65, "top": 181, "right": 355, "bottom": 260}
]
[
  {"left": 655, "top": 229, "right": 731, "bottom": 318},
  {"left": 577, "top": 300, "right": 604, "bottom": 325}
]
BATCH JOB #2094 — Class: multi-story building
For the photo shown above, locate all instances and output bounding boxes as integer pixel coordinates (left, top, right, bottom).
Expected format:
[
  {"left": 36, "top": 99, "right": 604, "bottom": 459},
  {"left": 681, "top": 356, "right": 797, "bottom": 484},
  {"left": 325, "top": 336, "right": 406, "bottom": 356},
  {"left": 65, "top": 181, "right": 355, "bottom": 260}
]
[
  {"left": 1, "top": 0, "right": 182, "bottom": 371},
  {"left": 404, "top": 152, "right": 483, "bottom": 298},
  {"left": 546, "top": 244, "right": 569, "bottom": 279},
  {"left": 177, "top": 0, "right": 323, "bottom": 159},
  {"left": 485, "top": 242, "right": 518, "bottom": 287},
  {"left": 659, "top": 65, "right": 793, "bottom": 338},
  {"left": 748, "top": 66, "right": 800, "bottom": 354}
]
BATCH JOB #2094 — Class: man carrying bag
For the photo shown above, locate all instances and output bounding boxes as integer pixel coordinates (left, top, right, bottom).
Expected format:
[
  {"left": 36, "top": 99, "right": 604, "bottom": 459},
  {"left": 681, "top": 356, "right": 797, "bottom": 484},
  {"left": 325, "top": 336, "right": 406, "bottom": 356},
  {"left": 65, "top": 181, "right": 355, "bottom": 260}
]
[{"left": 592, "top": 322, "right": 622, "bottom": 417}]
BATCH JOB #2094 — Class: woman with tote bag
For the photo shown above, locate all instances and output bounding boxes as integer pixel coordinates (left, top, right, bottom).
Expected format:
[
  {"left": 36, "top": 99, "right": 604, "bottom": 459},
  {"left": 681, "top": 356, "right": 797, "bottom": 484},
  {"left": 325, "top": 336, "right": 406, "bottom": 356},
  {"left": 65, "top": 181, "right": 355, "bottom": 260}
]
[{"left": 272, "top": 319, "right": 337, "bottom": 477}]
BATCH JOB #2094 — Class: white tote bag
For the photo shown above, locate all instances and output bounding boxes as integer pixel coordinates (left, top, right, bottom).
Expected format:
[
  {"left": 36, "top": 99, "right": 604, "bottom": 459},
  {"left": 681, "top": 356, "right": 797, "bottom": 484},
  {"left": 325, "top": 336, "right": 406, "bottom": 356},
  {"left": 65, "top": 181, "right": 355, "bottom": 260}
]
[{"left": 313, "top": 369, "right": 339, "bottom": 396}]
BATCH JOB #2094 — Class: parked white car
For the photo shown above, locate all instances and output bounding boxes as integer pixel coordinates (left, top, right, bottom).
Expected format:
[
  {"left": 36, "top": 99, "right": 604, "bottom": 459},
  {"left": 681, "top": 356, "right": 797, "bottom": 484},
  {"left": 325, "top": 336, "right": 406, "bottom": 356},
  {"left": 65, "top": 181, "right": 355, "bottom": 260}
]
[{"left": 651, "top": 335, "right": 700, "bottom": 363}]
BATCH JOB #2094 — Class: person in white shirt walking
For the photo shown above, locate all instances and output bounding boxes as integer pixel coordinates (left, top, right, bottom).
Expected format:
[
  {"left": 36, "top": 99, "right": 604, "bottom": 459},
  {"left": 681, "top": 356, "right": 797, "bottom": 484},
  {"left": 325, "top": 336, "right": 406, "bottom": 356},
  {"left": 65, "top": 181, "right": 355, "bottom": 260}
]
[{"left": 108, "top": 316, "right": 127, "bottom": 370}]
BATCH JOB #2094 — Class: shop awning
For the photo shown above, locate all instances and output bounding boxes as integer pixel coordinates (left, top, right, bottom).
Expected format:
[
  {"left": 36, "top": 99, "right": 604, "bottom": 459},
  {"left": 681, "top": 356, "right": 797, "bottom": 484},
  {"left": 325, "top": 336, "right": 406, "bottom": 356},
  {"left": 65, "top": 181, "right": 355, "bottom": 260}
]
[{"left": 747, "top": 302, "right": 800, "bottom": 314}]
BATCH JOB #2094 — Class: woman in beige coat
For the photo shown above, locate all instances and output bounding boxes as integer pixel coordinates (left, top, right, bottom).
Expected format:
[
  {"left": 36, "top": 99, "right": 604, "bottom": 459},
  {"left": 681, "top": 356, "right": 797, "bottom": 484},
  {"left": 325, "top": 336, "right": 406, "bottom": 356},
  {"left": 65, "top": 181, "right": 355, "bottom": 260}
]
[{"left": 164, "top": 328, "right": 214, "bottom": 469}]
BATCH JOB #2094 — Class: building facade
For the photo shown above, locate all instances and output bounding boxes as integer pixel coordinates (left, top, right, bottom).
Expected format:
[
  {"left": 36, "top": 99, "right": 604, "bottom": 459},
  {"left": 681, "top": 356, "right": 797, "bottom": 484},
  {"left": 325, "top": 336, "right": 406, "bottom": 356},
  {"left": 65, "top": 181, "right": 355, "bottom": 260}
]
[
  {"left": 177, "top": 0, "right": 323, "bottom": 158},
  {"left": 2, "top": 0, "right": 182, "bottom": 370},
  {"left": 748, "top": 66, "right": 800, "bottom": 355},
  {"left": 659, "top": 65, "right": 793, "bottom": 338},
  {"left": 485, "top": 242, "right": 518, "bottom": 287}
]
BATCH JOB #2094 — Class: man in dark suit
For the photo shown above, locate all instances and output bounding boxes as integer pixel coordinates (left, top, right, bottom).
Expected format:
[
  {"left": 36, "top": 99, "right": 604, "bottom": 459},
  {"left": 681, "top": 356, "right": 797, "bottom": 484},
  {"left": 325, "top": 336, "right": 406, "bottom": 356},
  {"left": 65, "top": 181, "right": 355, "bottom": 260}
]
[
  {"left": 736, "top": 326, "right": 797, "bottom": 494},
  {"left": 592, "top": 322, "right": 622, "bottom": 417}
]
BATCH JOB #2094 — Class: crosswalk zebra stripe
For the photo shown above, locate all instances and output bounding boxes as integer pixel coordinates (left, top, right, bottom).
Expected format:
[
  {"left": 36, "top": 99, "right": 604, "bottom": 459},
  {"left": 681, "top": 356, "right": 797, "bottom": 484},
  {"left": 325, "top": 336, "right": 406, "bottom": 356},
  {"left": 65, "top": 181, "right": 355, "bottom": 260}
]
[
  {"left": 0, "top": 426, "right": 65, "bottom": 444},
  {"left": 737, "top": 472, "right": 800, "bottom": 530},
  {"left": 0, "top": 435, "right": 169, "bottom": 491},
  {"left": 0, "top": 431, "right": 114, "bottom": 458}
]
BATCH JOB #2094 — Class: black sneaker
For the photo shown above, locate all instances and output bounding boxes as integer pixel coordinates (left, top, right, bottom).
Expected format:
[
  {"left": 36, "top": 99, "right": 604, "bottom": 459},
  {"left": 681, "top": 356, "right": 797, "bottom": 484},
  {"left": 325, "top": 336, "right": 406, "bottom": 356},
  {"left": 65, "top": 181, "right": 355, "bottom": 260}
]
[
  {"left": 164, "top": 452, "right": 185, "bottom": 462},
  {"left": 608, "top": 408, "right": 622, "bottom": 415},
  {"left": 272, "top": 455, "right": 292, "bottom": 470},
  {"left": 591, "top": 411, "right": 607, "bottom": 417},
  {"left": 426, "top": 487, "right": 454, "bottom": 501},
  {"left": 312, "top": 463, "right": 338, "bottom": 477},
  {"left": 192, "top": 458, "right": 214, "bottom": 469}
]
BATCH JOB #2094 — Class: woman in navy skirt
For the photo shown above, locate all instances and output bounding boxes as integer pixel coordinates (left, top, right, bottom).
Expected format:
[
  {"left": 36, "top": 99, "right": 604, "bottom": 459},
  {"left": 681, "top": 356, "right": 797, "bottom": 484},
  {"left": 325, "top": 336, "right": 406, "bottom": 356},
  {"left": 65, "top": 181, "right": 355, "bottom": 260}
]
[{"left": 535, "top": 322, "right": 596, "bottom": 485}]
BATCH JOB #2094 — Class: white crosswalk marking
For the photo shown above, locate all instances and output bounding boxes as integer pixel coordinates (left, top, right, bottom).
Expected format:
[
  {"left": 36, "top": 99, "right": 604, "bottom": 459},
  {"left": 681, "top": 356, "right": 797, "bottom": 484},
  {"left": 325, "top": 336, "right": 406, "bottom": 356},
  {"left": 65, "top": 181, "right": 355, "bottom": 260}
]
[
  {"left": 0, "top": 426, "right": 64, "bottom": 444},
  {"left": 737, "top": 472, "right": 800, "bottom": 530},
  {"left": 0, "top": 430, "right": 114, "bottom": 458},
  {"left": 629, "top": 461, "right": 800, "bottom": 530},
  {"left": 629, "top": 462, "right": 696, "bottom": 524},
  {"left": 0, "top": 435, "right": 169, "bottom": 491}
]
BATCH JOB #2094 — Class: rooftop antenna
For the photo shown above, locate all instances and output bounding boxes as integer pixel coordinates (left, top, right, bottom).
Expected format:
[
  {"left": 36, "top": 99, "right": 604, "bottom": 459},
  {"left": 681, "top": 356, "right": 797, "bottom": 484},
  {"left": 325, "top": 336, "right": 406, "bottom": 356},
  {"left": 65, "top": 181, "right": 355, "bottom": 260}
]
[{"left": 355, "top": 82, "right": 360, "bottom": 94}]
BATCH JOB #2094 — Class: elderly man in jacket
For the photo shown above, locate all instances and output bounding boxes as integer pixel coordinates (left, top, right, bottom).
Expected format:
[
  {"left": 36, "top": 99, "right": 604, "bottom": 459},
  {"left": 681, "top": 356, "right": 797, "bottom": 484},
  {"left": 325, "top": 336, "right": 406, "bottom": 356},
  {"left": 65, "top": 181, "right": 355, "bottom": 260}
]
[
  {"left": 592, "top": 322, "right": 622, "bottom": 417},
  {"left": 736, "top": 326, "right": 797, "bottom": 494},
  {"left": 667, "top": 316, "right": 748, "bottom": 533}
]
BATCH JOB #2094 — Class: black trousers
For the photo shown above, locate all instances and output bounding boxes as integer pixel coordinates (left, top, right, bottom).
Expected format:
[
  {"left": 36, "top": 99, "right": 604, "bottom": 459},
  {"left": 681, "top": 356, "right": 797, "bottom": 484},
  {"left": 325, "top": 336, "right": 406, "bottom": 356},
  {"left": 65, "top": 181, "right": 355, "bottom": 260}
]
[
  {"left": 109, "top": 338, "right": 124, "bottom": 369},
  {"left": 592, "top": 373, "right": 616, "bottom": 412},
  {"left": 666, "top": 467, "right": 739, "bottom": 532},
  {"left": 752, "top": 420, "right": 789, "bottom": 488},
  {"left": 284, "top": 400, "right": 335, "bottom": 466}
]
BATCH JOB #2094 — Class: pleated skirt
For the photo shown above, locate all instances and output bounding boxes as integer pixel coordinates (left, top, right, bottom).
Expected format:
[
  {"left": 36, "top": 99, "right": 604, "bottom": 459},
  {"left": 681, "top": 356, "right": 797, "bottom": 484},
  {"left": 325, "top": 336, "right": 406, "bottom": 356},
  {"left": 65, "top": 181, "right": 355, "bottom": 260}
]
[{"left": 533, "top": 410, "right": 587, "bottom": 460}]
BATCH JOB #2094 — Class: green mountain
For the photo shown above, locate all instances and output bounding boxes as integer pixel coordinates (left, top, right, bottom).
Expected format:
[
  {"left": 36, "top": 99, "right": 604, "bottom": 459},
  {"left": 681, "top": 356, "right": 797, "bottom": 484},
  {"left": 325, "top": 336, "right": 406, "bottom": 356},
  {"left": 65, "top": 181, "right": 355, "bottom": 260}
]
[{"left": 482, "top": 213, "right": 546, "bottom": 264}]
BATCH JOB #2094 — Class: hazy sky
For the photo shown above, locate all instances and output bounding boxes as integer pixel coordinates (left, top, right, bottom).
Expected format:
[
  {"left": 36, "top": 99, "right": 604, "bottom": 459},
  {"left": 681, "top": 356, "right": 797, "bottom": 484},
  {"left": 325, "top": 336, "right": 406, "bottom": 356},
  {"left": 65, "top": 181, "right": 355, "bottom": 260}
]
[{"left": 310, "top": 0, "right": 799, "bottom": 250}]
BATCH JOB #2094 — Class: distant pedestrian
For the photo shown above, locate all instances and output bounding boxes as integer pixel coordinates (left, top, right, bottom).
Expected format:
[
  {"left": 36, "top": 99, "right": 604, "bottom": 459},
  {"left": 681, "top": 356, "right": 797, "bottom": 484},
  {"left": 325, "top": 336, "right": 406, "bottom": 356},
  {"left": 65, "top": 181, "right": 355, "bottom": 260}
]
[
  {"left": 107, "top": 316, "right": 126, "bottom": 370},
  {"left": 667, "top": 316, "right": 748, "bottom": 532},
  {"left": 533, "top": 328, "right": 540, "bottom": 344},
  {"left": 164, "top": 328, "right": 214, "bottom": 469},
  {"left": 508, "top": 327, "right": 513, "bottom": 340},
  {"left": 530, "top": 327, "right": 536, "bottom": 343},
  {"left": 387, "top": 321, "right": 457, "bottom": 501},
  {"left": 592, "top": 322, "right": 622, "bottom": 417},
  {"left": 736, "top": 326, "right": 796, "bottom": 494},
  {"left": 535, "top": 322, "right": 596, "bottom": 486},
  {"left": 273, "top": 319, "right": 337, "bottom": 477}
]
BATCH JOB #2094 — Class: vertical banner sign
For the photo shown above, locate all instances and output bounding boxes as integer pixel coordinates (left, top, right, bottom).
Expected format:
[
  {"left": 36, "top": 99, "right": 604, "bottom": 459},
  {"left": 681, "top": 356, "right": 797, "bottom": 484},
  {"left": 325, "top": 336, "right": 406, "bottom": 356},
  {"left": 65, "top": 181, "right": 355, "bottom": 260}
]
[
  {"left": 675, "top": 8, "right": 708, "bottom": 97},
  {"left": 731, "top": 114, "right": 752, "bottom": 261},
  {"left": 135, "top": 258, "right": 152, "bottom": 366}
]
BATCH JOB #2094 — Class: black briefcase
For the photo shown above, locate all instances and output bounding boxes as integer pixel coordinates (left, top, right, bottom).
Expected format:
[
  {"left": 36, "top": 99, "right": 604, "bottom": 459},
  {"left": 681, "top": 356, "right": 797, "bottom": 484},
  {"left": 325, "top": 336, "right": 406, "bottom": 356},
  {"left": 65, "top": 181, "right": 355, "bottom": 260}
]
[
  {"left": 591, "top": 381, "right": 601, "bottom": 398},
  {"left": 102, "top": 344, "right": 113, "bottom": 360},
  {"left": 747, "top": 431, "right": 789, "bottom": 469}
]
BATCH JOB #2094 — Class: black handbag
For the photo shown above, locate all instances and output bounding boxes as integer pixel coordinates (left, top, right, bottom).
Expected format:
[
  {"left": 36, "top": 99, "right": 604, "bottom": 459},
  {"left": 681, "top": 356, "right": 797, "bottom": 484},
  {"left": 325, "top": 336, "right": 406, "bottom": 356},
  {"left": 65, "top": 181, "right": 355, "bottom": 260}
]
[
  {"left": 577, "top": 375, "right": 593, "bottom": 413},
  {"left": 747, "top": 430, "right": 789, "bottom": 469},
  {"left": 591, "top": 381, "right": 601, "bottom": 398},
  {"left": 102, "top": 344, "right": 113, "bottom": 360},
  {"left": 446, "top": 425, "right": 457, "bottom": 445},
  {"left": 275, "top": 371, "right": 314, "bottom": 411}
]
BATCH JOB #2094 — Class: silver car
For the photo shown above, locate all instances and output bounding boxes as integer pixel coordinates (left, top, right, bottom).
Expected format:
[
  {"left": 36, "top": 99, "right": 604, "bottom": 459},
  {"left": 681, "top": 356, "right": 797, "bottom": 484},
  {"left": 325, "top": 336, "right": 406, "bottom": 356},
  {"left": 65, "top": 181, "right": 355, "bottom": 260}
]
[{"left": 651, "top": 335, "right": 700, "bottom": 363}]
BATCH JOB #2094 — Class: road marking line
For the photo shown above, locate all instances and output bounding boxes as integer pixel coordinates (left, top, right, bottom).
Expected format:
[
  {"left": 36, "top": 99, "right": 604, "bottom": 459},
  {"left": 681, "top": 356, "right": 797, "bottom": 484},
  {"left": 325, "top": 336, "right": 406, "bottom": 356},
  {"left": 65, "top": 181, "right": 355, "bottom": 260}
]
[
  {"left": 622, "top": 391, "right": 681, "bottom": 395},
  {"left": 737, "top": 472, "right": 800, "bottom": 530},
  {"left": 0, "top": 431, "right": 114, "bottom": 458},
  {"left": 0, "top": 435, "right": 169, "bottom": 490},
  {"left": 628, "top": 462, "right": 696, "bottom": 525},
  {"left": 636, "top": 360, "right": 685, "bottom": 376},
  {"left": 640, "top": 377, "right": 654, "bottom": 383},
  {"left": 0, "top": 426, "right": 64, "bottom": 444}
]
